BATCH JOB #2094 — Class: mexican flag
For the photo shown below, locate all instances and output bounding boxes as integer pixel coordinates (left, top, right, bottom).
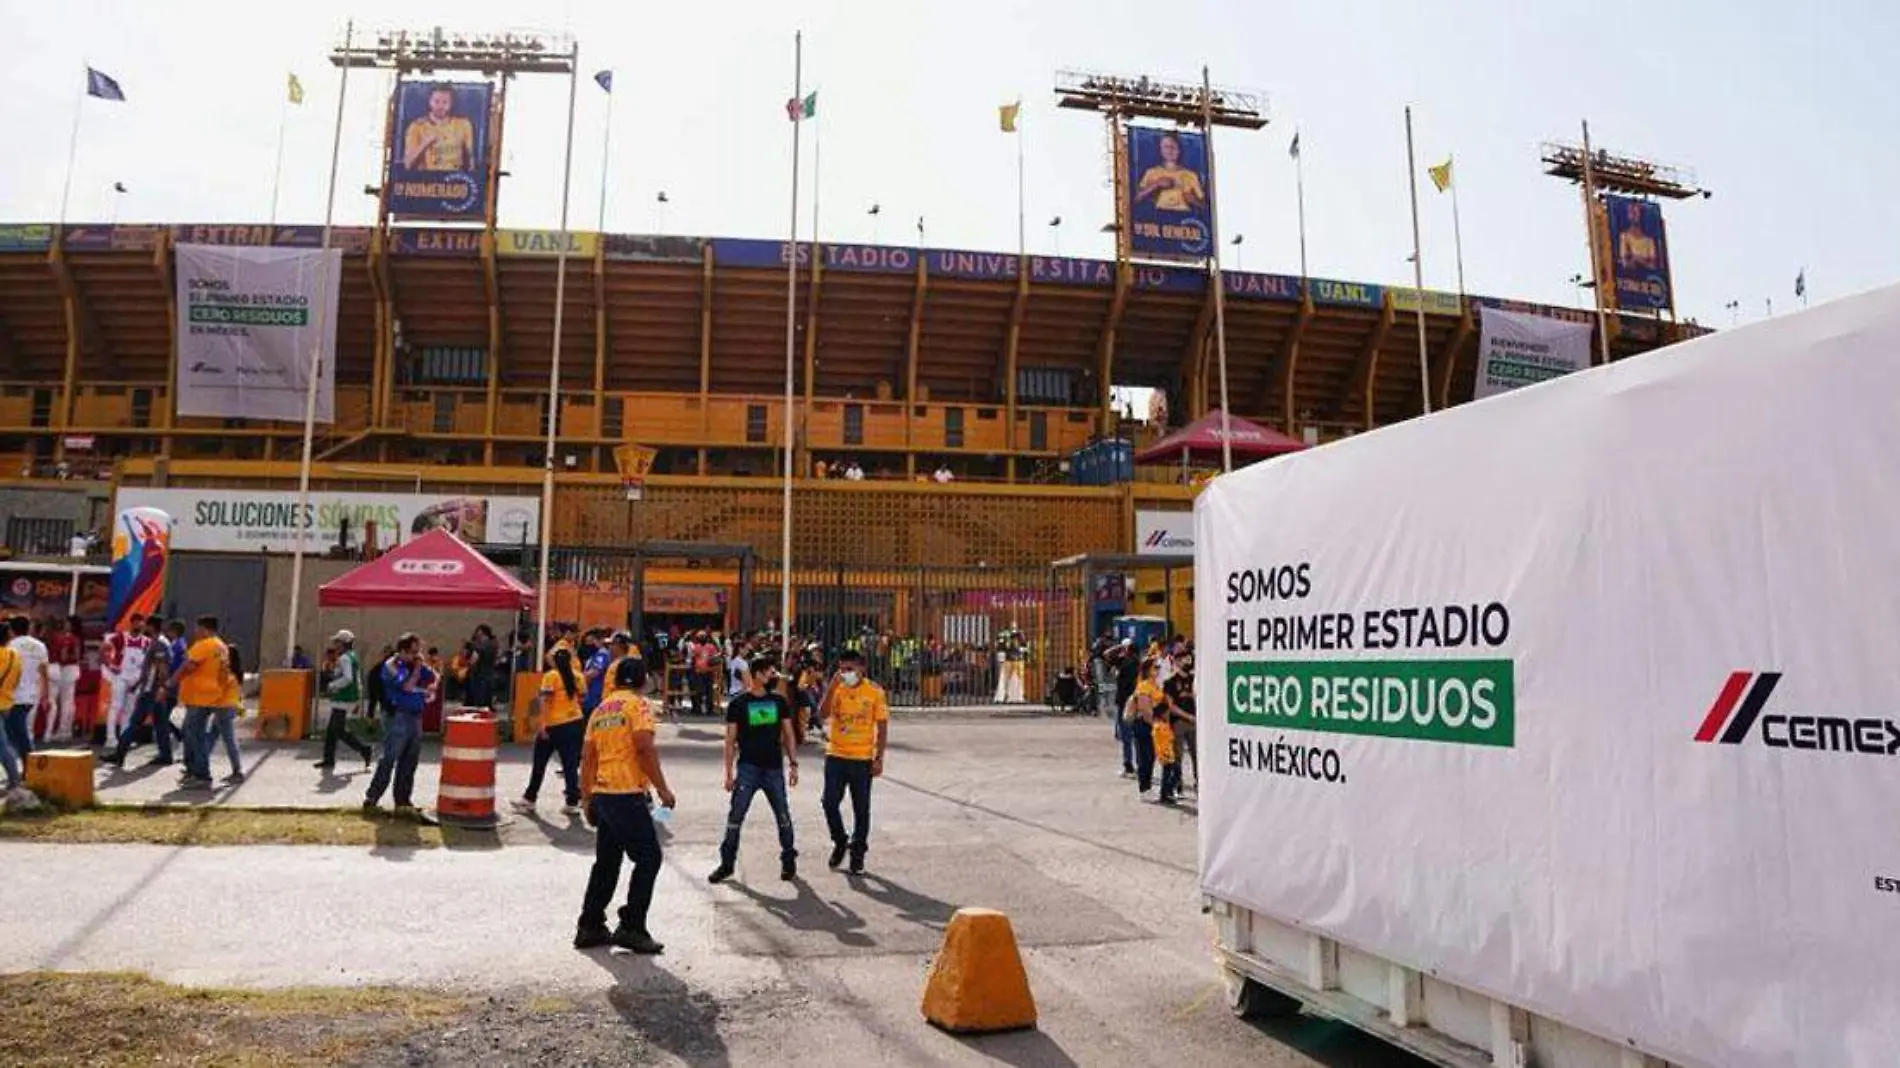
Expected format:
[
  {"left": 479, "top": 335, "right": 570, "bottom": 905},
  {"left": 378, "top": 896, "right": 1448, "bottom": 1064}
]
[{"left": 785, "top": 91, "right": 816, "bottom": 122}]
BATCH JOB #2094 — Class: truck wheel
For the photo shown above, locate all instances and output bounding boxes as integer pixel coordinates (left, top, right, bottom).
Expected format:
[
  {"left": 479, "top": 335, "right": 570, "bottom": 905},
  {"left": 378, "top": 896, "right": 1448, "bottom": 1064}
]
[{"left": 1226, "top": 971, "right": 1301, "bottom": 1020}]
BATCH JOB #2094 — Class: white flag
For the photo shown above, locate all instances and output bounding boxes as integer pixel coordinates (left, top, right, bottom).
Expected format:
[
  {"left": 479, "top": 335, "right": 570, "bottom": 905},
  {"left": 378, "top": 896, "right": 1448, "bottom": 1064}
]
[{"left": 174, "top": 244, "right": 341, "bottom": 422}]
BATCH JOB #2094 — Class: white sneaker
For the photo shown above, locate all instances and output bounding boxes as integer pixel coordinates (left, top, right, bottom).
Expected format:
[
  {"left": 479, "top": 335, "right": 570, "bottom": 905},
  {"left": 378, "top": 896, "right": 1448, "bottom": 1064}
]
[
  {"left": 4, "top": 787, "right": 42, "bottom": 813},
  {"left": 560, "top": 803, "right": 583, "bottom": 817},
  {"left": 509, "top": 797, "right": 536, "bottom": 813}
]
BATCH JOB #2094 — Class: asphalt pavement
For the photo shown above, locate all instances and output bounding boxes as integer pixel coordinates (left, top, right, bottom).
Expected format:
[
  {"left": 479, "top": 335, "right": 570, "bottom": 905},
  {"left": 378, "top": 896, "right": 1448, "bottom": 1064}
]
[{"left": 2, "top": 712, "right": 1425, "bottom": 1068}]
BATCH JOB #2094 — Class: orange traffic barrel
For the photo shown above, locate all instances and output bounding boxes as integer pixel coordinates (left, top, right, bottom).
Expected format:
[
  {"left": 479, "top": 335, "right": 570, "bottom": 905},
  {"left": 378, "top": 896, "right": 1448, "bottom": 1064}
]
[{"left": 437, "top": 712, "right": 499, "bottom": 826}]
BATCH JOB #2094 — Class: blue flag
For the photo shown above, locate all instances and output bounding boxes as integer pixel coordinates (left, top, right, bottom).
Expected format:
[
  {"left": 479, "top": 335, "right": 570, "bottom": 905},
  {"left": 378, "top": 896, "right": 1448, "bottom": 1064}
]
[
  {"left": 86, "top": 67, "right": 126, "bottom": 102},
  {"left": 594, "top": 70, "right": 613, "bottom": 93}
]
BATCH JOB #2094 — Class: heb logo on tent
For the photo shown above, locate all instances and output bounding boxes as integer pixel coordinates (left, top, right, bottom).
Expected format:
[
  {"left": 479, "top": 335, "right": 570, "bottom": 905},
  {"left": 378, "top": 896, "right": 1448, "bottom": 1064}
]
[
  {"left": 1694, "top": 671, "right": 1900, "bottom": 756},
  {"left": 392, "top": 559, "right": 464, "bottom": 577}
]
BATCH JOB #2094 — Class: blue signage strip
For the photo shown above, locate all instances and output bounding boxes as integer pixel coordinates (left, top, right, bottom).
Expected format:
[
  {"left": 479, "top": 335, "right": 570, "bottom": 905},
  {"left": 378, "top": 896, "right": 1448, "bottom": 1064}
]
[
  {"left": 391, "top": 229, "right": 482, "bottom": 257},
  {"left": 0, "top": 224, "right": 53, "bottom": 252}
]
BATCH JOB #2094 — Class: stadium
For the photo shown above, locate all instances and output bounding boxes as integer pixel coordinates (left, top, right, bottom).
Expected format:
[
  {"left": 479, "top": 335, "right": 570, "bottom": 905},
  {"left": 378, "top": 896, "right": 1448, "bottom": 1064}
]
[{"left": 0, "top": 38, "right": 1706, "bottom": 682}]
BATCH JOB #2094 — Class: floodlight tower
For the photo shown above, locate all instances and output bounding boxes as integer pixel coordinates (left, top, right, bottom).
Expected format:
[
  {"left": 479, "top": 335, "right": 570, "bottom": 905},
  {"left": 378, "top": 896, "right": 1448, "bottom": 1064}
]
[
  {"left": 1053, "top": 70, "right": 1266, "bottom": 469},
  {"left": 1541, "top": 124, "right": 1707, "bottom": 363},
  {"left": 331, "top": 27, "right": 578, "bottom": 230}
]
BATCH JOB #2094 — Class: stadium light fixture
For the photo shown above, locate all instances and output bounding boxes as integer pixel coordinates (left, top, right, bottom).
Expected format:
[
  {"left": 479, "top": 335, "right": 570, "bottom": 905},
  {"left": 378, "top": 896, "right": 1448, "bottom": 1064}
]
[
  {"left": 1054, "top": 68, "right": 1266, "bottom": 128},
  {"left": 331, "top": 26, "right": 575, "bottom": 76},
  {"left": 1539, "top": 140, "right": 1704, "bottom": 199}
]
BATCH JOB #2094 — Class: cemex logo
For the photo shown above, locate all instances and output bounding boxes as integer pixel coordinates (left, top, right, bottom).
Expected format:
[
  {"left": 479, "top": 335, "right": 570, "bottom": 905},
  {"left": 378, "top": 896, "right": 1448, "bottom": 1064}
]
[
  {"left": 1143, "top": 529, "right": 1192, "bottom": 551},
  {"left": 393, "top": 559, "right": 464, "bottom": 576},
  {"left": 1694, "top": 671, "right": 1900, "bottom": 756}
]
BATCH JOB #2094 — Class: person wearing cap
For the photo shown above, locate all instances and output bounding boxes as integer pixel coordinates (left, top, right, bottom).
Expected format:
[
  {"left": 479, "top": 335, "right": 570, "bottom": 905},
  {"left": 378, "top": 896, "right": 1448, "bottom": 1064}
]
[
  {"left": 315, "top": 630, "right": 372, "bottom": 770},
  {"left": 817, "top": 648, "right": 888, "bottom": 875},
  {"left": 576, "top": 658, "right": 675, "bottom": 953}
]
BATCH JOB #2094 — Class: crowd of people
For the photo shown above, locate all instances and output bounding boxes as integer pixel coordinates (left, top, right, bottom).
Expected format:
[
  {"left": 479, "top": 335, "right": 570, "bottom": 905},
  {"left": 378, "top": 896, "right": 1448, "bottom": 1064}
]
[
  {"left": 0, "top": 611, "right": 250, "bottom": 801},
  {"left": 3, "top": 603, "right": 1186, "bottom": 956},
  {"left": 1092, "top": 635, "right": 1198, "bottom": 805}
]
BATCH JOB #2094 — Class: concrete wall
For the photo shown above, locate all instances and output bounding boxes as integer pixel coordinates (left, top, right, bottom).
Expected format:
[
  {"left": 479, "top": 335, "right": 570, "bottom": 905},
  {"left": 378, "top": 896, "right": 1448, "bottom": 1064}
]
[
  {"left": 0, "top": 483, "right": 112, "bottom": 551},
  {"left": 258, "top": 554, "right": 521, "bottom": 671}
]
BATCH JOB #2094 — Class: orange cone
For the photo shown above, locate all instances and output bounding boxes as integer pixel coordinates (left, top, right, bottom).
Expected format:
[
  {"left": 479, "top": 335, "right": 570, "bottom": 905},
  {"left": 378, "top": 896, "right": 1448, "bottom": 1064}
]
[{"left": 922, "top": 907, "right": 1037, "bottom": 1033}]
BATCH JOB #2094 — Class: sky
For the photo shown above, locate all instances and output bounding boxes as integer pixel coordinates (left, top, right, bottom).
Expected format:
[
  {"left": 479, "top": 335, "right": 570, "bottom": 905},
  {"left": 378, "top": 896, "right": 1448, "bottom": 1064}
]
[{"left": 1, "top": 0, "right": 1895, "bottom": 327}]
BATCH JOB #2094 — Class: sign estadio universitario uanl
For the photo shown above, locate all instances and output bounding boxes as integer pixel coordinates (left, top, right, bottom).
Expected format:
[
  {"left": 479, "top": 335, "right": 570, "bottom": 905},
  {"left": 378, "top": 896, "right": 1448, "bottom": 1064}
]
[
  {"left": 1196, "top": 282, "right": 1900, "bottom": 1067},
  {"left": 174, "top": 244, "right": 341, "bottom": 422}
]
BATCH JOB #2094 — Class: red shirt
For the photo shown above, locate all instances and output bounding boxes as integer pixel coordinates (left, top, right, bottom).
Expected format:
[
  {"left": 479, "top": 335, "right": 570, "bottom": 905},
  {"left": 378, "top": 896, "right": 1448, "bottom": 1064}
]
[{"left": 49, "top": 632, "right": 81, "bottom": 667}]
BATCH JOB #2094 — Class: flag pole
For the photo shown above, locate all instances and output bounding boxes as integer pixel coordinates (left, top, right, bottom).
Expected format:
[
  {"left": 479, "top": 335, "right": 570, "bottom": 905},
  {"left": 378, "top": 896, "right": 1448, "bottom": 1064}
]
[
  {"left": 596, "top": 72, "right": 614, "bottom": 233},
  {"left": 57, "top": 72, "right": 88, "bottom": 227},
  {"left": 1015, "top": 103, "right": 1026, "bottom": 261},
  {"left": 534, "top": 45, "right": 583, "bottom": 666},
  {"left": 1403, "top": 106, "right": 1432, "bottom": 416},
  {"left": 284, "top": 19, "right": 351, "bottom": 667},
  {"left": 1449, "top": 159, "right": 1466, "bottom": 296},
  {"left": 812, "top": 106, "right": 821, "bottom": 252},
  {"left": 1202, "top": 67, "right": 1232, "bottom": 473},
  {"left": 268, "top": 92, "right": 290, "bottom": 232},
  {"left": 780, "top": 32, "right": 802, "bottom": 663},
  {"left": 1293, "top": 127, "right": 1309, "bottom": 289},
  {"left": 1578, "top": 119, "right": 1612, "bottom": 366}
]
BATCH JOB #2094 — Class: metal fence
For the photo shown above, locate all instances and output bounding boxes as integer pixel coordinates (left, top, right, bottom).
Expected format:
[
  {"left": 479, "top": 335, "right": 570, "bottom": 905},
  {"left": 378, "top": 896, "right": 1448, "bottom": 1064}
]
[{"left": 480, "top": 542, "right": 1097, "bottom": 709}]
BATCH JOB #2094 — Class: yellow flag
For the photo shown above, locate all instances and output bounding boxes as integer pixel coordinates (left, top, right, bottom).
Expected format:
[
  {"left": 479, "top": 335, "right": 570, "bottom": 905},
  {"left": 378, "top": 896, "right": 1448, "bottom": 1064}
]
[
  {"left": 288, "top": 73, "right": 305, "bottom": 105},
  {"left": 999, "top": 101, "right": 1020, "bottom": 133},
  {"left": 1428, "top": 158, "right": 1453, "bottom": 193}
]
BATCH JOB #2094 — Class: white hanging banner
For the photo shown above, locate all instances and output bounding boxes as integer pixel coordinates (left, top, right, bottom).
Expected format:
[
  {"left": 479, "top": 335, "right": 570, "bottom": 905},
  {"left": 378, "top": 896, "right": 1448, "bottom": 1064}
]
[
  {"left": 174, "top": 244, "right": 340, "bottom": 422},
  {"left": 1474, "top": 304, "right": 1592, "bottom": 399}
]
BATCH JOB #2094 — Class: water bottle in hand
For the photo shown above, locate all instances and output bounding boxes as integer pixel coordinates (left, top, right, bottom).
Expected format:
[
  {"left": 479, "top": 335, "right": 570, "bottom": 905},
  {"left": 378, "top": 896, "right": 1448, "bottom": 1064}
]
[{"left": 652, "top": 804, "right": 674, "bottom": 826}]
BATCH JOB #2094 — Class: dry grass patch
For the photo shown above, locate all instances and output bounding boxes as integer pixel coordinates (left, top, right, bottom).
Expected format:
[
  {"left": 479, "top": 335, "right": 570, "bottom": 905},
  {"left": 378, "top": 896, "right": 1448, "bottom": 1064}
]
[
  {"left": 0, "top": 972, "right": 467, "bottom": 1068},
  {"left": 0, "top": 806, "right": 458, "bottom": 848}
]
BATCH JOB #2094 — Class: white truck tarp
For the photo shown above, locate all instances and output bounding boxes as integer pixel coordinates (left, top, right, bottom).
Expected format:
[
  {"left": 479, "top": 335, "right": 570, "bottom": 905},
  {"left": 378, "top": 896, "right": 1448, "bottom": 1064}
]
[{"left": 1197, "top": 285, "right": 1900, "bottom": 1068}]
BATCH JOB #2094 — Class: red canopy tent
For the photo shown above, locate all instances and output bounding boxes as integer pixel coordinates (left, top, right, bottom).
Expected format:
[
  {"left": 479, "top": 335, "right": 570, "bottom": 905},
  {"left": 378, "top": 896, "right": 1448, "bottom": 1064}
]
[
  {"left": 318, "top": 529, "right": 533, "bottom": 610},
  {"left": 1134, "top": 409, "right": 1309, "bottom": 468}
]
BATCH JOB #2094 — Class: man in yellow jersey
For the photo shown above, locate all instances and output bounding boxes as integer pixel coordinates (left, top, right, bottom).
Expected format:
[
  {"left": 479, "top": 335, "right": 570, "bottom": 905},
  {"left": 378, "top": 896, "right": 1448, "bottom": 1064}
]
[
  {"left": 818, "top": 648, "right": 888, "bottom": 875},
  {"left": 174, "top": 615, "right": 230, "bottom": 790},
  {"left": 402, "top": 84, "right": 476, "bottom": 172},
  {"left": 576, "top": 659, "right": 676, "bottom": 953},
  {"left": 1616, "top": 200, "right": 1660, "bottom": 271},
  {"left": 0, "top": 638, "right": 23, "bottom": 797},
  {"left": 1133, "top": 132, "right": 1206, "bottom": 213}
]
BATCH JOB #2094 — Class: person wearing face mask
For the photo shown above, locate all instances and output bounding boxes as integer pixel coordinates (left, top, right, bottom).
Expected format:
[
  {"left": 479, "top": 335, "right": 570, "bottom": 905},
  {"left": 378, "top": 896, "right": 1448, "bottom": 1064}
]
[
  {"left": 817, "top": 648, "right": 888, "bottom": 875},
  {"left": 707, "top": 653, "right": 799, "bottom": 885}
]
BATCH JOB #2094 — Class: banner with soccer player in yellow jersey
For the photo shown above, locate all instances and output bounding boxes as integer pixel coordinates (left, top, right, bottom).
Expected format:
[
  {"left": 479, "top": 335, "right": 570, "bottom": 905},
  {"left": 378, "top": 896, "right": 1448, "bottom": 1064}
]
[
  {"left": 1126, "top": 126, "right": 1213, "bottom": 262},
  {"left": 387, "top": 80, "right": 493, "bottom": 220}
]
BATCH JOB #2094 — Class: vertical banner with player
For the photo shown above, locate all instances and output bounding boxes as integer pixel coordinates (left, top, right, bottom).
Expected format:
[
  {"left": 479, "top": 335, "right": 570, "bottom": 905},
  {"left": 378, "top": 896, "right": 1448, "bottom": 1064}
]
[
  {"left": 174, "top": 244, "right": 341, "bottom": 422},
  {"left": 1604, "top": 193, "right": 1672, "bottom": 312},
  {"left": 387, "top": 80, "right": 494, "bottom": 220},
  {"left": 108, "top": 507, "right": 173, "bottom": 632},
  {"left": 1126, "top": 126, "right": 1213, "bottom": 262}
]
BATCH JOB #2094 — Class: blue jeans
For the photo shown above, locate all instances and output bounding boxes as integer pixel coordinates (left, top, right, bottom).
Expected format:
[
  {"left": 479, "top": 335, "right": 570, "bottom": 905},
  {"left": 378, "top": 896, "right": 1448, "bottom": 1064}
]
[
  {"left": 719, "top": 762, "right": 796, "bottom": 865},
  {"left": 206, "top": 707, "right": 242, "bottom": 776},
  {"left": 1115, "top": 712, "right": 1135, "bottom": 771},
  {"left": 4, "top": 705, "right": 32, "bottom": 760},
  {"left": 114, "top": 694, "right": 175, "bottom": 764},
  {"left": 182, "top": 706, "right": 216, "bottom": 778},
  {"left": 821, "top": 757, "right": 873, "bottom": 858},
  {"left": 0, "top": 719, "right": 19, "bottom": 788},
  {"left": 366, "top": 711, "right": 422, "bottom": 807}
]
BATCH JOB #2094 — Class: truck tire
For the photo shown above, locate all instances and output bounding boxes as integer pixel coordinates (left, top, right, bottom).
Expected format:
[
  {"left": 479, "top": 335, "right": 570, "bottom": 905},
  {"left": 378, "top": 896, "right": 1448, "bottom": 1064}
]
[{"left": 1225, "top": 970, "right": 1302, "bottom": 1020}]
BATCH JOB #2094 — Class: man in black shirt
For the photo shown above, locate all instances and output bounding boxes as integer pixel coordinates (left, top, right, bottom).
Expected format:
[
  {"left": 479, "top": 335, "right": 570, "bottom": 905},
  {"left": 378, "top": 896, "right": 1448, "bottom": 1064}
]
[{"left": 708, "top": 654, "right": 800, "bottom": 884}]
